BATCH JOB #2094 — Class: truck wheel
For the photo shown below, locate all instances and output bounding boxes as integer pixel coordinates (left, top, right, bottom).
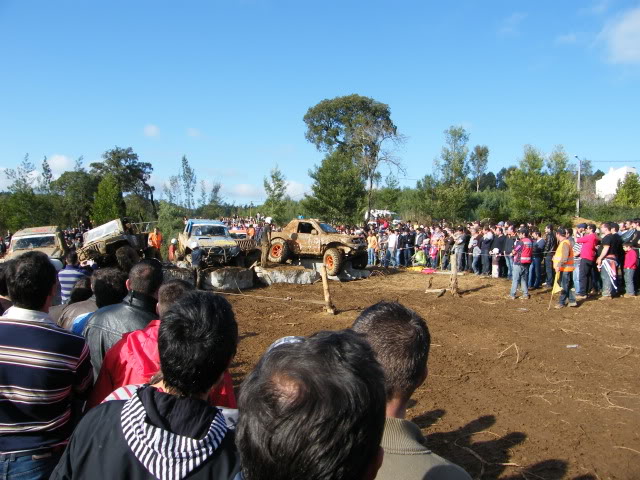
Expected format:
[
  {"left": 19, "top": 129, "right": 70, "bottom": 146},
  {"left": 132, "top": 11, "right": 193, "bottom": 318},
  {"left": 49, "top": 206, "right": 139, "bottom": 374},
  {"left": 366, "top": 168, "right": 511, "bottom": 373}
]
[
  {"left": 350, "top": 253, "right": 367, "bottom": 270},
  {"left": 268, "top": 239, "right": 290, "bottom": 263},
  {"left": 323, "top": 248, "right": 343, "bottom": 276},
  {"left": 116, "top": 246, "right": 139, "bottom": 273}
]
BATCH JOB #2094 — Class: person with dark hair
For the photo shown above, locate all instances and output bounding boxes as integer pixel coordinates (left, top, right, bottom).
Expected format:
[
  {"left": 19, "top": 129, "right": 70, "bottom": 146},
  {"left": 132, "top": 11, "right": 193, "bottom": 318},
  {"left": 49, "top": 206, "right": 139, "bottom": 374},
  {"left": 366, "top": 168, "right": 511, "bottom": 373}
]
[
  {"left": 596, "top": 223, "right": 620, "bottom": 300},
  {"left": 57, "top": 251, "right": 89, "bottom": 304},
  {"left": 0, "top": 261, "right": 13, "bottom": 313},
  {"left": 236, "top": 329, "right": 386, "bottom": 480},
  {"left": 50, "top": 276, "right": 93, "bottom": 324},
  {"left": 543, "top": 224, "right": 557, "bottom": 287},
  {"left": 67, "top": 268, "right": 129, "bottom": 335},
  {"left": 84, "top": 260, "right": 163, "bottom": 377},
  {"left": 87, "top": 279, "right": 237, "bottom": 410},
  {"left": 509, "top": 228, "right": 532, "bottom": 300},
  {"left": 528, "top": 230, "right": 545, "bottom": 290},
  {"left": 352, "top": 301, "right": 471, "bottom": 480},
  {"left": 553, "top": 227, "right": 577, "bottom": 308},
  {"left": 0, "top": 252, "right": 92, "bottom": 479},
  {"left": 51, "top": 291, "right": 240, "bottom": 479},
  {"left": 622, "top": 242, "right": 637, "bottom": 297},
  {"left": 576, "top": 223, "right": 600, "bottom": 298}
]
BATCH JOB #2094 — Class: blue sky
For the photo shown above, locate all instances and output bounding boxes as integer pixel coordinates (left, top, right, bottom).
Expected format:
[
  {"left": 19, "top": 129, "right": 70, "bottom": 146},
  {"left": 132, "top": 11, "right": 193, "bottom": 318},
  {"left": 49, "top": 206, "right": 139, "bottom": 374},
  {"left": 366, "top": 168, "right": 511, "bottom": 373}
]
[{"left": 1, "top": 0, "right": 639, "bottom": 204}]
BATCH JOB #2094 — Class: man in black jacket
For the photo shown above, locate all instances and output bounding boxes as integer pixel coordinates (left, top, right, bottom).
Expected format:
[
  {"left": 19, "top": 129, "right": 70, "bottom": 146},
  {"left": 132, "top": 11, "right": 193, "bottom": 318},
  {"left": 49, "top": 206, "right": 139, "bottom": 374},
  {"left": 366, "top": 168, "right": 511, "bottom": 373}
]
[
  {"left": 84, "top": 260, "right": 163, "bottom": 378},
  {"left": 543, "top": 224, "right": 557, "bottom": 287},
  {"left": 51, "top": 291, "right": 240, "bottom": 480}
]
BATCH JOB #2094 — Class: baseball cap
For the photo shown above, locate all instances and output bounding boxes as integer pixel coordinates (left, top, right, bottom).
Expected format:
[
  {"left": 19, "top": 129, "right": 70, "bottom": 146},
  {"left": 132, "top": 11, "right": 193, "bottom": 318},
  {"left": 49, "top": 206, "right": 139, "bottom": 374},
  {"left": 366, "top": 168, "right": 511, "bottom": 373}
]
[
  {"left": 577, "top": 223, "right": 587, "bottom": 229},
  {"left": 190, "top": 241, "right": 199, "bottom": 249}
]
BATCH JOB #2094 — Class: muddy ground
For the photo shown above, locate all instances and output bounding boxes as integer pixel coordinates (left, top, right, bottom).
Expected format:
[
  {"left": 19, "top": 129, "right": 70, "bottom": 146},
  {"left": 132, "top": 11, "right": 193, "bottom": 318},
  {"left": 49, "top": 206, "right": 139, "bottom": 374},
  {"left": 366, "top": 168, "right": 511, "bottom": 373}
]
[{"left": 224, "top": 270, "right": 639, "bottom": 480}]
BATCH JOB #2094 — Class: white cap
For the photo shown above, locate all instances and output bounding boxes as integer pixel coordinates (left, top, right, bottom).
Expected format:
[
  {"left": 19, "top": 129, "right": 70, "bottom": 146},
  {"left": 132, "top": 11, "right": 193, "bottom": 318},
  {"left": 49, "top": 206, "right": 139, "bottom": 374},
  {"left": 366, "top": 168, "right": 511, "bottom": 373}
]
[
  {"left": 265, "top": 216, "right": 273, "bottom": 224},
  {"left": 171, "top": 238, "right": 177, "bottom": 244},
  {"left": 190, "top": 241, "right": 199, "bottom": 249}
]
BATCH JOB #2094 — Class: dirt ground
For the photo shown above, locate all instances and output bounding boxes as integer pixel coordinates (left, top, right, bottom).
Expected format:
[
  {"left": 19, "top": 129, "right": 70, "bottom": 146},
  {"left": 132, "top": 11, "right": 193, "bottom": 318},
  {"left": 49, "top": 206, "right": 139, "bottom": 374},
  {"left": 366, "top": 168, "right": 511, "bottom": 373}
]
[{"left": 224, "top": 270, "right": 640, "bottom": 480}]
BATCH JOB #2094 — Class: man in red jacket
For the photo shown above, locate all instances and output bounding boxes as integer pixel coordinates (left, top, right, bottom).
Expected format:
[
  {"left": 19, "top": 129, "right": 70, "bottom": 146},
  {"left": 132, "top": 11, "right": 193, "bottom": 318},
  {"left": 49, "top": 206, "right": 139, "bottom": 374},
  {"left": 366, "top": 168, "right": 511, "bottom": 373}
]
[{"left": 87, "top": 279, "right": 236, "bottom": 409}]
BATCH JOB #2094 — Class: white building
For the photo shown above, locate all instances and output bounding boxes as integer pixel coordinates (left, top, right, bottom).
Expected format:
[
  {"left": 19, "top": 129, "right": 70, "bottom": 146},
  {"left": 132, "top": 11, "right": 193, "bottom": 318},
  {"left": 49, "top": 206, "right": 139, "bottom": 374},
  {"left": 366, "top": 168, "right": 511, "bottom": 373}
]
[{"left": 595, "top": 166, "right": 638, "bottom": 200}]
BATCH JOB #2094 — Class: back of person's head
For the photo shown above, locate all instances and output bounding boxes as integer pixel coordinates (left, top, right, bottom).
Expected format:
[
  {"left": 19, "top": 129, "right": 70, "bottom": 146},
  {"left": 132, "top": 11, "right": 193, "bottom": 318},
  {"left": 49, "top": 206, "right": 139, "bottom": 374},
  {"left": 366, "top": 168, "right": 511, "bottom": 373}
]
[
  {"left": 158, "top": 291, "right": 238, "bottom": 397},
  {"left": 6, "top": 252, "right": 57, "bottom": 310},
  {"left": 69, "top": 276, "right": 92, "bottom": 304},
  {"left": 556, "top": 227, "right": 569, "bottom": 237},
  {"left": 237, "top": 329, "right": 385, "bottom": 480},
  {"left": 65, "top": 251, "right": 79, "bottom": 266},
  {"left": 352, "top": 301, "right": 430, "bottom": 403},
  {"left": 92, "top": 268, "right": 128, "bottom": 308},
  {"left": 115, "top": 246, "right": 140, "bottom": 273},
  {"left": 128, "top": 259, "right": 163, "bottom": 297},
  {"left": 0, "top": 262, "right": 11, "bottom": 297},
  {"left": 157, "top": 279, "right": 194, "bottom": 317}
]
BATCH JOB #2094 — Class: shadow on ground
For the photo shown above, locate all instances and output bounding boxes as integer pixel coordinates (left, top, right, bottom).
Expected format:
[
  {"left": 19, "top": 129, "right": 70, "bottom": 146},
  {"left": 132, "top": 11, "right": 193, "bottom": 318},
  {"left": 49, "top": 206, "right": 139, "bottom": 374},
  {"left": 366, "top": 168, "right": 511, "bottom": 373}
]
[{"left": 413, "top": 410, "right": 568, "bottom": 479}]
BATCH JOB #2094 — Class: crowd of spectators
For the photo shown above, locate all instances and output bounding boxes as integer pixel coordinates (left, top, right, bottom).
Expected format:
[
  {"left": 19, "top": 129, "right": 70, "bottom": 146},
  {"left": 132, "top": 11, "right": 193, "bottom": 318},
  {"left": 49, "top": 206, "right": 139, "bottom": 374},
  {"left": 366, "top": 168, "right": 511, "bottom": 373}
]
[
  {"left": 0, "top": 242, "right": 472, "bottom": 479},
  {"left": 360, "top": 217, "right": 640, "bottom": 302}
]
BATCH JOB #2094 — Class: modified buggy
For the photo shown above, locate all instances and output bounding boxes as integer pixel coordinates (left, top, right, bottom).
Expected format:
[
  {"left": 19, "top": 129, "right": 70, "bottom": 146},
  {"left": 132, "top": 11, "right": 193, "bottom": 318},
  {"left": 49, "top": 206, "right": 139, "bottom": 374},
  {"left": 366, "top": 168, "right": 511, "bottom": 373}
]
[{"left": 268, "top": 219, "right": 367, "bottom": 275}]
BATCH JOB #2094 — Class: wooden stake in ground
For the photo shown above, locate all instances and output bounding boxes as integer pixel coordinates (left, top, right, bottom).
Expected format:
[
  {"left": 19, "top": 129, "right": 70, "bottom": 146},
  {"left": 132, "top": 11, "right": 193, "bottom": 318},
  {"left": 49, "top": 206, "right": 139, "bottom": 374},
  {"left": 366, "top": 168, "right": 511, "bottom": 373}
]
[
  {"left": 449, "top": 252, "right": 460, "bottom": 296},
  {"left": 319, "top": 265, "right": 336, "bottom": 315}
]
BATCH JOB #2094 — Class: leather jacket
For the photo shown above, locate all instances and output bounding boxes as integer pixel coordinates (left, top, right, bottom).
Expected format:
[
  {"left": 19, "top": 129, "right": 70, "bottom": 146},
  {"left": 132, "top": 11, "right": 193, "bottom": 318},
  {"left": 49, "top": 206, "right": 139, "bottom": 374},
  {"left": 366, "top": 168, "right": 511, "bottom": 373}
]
[{"left": 84, "top": 291, "right": 157, "bottom": 378}]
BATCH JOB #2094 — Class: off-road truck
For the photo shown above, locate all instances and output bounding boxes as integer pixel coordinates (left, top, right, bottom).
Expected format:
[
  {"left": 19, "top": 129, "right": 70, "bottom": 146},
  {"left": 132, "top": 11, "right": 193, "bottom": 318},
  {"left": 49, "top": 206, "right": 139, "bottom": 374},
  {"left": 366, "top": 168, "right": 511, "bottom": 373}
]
[
  {"left": 78, "top": 218, "right": 153, "bottom": 268},
  {"left": 268, "top": 219, "right": 367, "bottom": 275},
  {"left": 3, "top": 226, "right": 68, "bottom": 263}
]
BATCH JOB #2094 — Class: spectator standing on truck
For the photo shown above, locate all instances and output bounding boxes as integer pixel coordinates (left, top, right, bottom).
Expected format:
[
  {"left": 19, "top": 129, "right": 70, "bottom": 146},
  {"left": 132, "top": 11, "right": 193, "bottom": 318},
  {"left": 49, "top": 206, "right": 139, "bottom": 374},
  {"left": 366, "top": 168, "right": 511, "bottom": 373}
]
[
  {"left": 147, "top": 226, "right": 163, "bottom": 261},
  {"left": 190, "top": 241, "right": 204, "bottom": 289}
]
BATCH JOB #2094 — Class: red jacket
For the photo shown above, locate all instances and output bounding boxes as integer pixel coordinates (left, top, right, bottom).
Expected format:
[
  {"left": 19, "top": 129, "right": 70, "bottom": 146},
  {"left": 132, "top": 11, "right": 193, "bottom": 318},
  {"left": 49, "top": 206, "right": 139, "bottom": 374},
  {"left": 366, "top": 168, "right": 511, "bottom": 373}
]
[
  {"left": 576, "top": 233, "right": 599, "bottom": 262},
  {"left": 87, "top": 320, "right": 236, "bottom": 409}
]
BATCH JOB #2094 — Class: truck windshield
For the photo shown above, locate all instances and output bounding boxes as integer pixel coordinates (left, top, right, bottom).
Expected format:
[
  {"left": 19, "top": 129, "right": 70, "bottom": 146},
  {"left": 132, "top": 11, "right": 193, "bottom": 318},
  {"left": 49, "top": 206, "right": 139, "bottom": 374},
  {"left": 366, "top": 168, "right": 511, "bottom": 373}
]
[
  {"left": 13, "top": 234, "right": 56, "bottom": 250},
  {"left": 319, "top": 223, "right": 337, "bottom": 233},
  {"left": 192, "top": 225, "right": 228, "bottom": 237}
]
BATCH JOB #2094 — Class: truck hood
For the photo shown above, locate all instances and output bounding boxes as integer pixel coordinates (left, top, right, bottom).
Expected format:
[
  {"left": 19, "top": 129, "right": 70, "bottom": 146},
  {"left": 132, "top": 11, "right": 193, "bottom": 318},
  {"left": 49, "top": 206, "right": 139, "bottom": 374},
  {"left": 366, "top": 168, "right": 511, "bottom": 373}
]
[{"left": 194, "top": 237, "right": 237, "bottom": 248}]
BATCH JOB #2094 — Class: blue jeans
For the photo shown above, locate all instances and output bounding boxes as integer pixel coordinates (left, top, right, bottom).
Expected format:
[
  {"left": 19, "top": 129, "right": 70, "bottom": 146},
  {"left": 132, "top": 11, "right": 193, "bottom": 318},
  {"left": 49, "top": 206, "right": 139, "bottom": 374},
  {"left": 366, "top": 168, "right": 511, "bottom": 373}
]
[
  {"left": 505, "top": 255, "right": 513, "bottom": 279},
  {"left": 559, "top": 271, "right": 576, "bottom": 306},
  {"left": 0, "top": 451, "right": 60, "bottom": 480},
  {"left": 572, "top": 261, "right": 581, "bottom": 296},
  {"left": 387, "top": 248, "right": 397, "bottom": 267},
  {"left": 601, "top": 266, "right": 614, "bottom": 297},
  {"left": 624, "top": 268, "right": 636, "bottom": 295},
  {"left": 472, "top": 254, "right": 481, "bottom": 274},
  {"left": 544, "top": 254, "right": 555, "bottom": 286},
  {"left": 367, "top": 248, "right": 376, "bottom": 266},
  {"left": 528, "top": 257, "right": 542, "bottom": 288},
  {"left": 510, "top": 264, "right": 529, "bottom": 297}
]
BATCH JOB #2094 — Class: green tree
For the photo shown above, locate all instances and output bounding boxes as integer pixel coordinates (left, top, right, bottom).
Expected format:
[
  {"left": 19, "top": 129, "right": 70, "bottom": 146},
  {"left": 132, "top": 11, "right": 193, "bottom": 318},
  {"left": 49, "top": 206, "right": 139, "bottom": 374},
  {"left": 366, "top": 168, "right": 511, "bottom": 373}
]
[
  {"left": 614, "top": 172, "right": 640, "bottom": 207},
  {"left": 496, "top": 166, "right": 516, "bottom": 190},
  {"left": 38, "top": 156, "right": 53, "bottom": 193},
  {"left": 263, "top": 166, "right": 288, "bottom": 224},
  {"left": 506, "top": 145, "right": 577, "bottom": 224},
  {"left": 157, "top": 201, "right": 185, "bottom": 257},
  {"left": 92, "top": 174, "right": 126, "bottom": 225},
  {"left": 51, "top": 169, "right": 99, "bottom": 227},
  {"left": 180, "top": 155, "right": 197, "bottom": 211},
  {"left": 436, "top": 126, "right": 470, "bottom": 185},
  {"left": 478, "top": 171, "right": 497, "bottom": 191},
  {"left": 5, "top": 154, "right": 35, "bottom": 193},
  {"left": 303, "top": 94, "right": 404, "bottom": 221},
  {"left": 90, "top": 147, "right": 156, "bottom": 218},
  {"left": 302, "top": 150, "right": 365, "bottom": 223},
  {"left": 469, "top": 145, "right": 489, "bottom": 192},
  {"left": 374, "top": 175, "right": 401, "bottom": 212}
]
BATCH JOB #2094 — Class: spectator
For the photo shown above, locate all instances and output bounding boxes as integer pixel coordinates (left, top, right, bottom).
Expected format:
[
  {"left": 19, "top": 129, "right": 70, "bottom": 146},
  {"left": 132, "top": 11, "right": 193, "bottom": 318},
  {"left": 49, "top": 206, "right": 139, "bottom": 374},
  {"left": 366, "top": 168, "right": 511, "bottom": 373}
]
[
  {"left": 352, "top": 301, "right": 471, "bottom": 480},
  {"left": 147, "top": 226, "right": 163, "bottom": 261},
  {"left": 509, "top": 228, "right": 532, "bottom": 300},
  {"left": 576, "top": 224, "right": 599, "bottom": 298},
  {"left": 51, "top": 291, "right": 240, "bottom": 479},
  {"left": 57, "top": 251, "right": 89, "bottom": 304},
  {"left": 168, "top": 238, "right": 178, "bottom": 263},
  {"left": 0, "top": 252, "right": 92, "bottom": 479},
  {"left": 622, "top": 242, "right": 637, "bottom": 297},
  {"left": 87, "top": 279, "right": 236, "bottom": 409},
  {"left": 553, "top": 227, "right": 577, "bottom": 308},
  {"left": 528, "top": 230, "right": 545, "bottom": 290},
  {"left": 0, "top": 261, "right": 13, "bottom": 313},
  {"left": 596, "top": 222, "right": 620, "bottom": 300},
  {"left": 367, "top": 230, "right": 378, "bottom": 266},
  {"left": 68, "top": 268, "right": 129, "bottom": 335},
  {"left": 50, "top": 277, "right": 92, "bottom": 324},
  {"left": 543, "top": 224, "right": 557, "bottom": 288},
  {"left": 84, "top": 260, "right": 162, "bottom": 377},
  {"left": 236, "top": 329, "right": 386, "bottom": 480}
]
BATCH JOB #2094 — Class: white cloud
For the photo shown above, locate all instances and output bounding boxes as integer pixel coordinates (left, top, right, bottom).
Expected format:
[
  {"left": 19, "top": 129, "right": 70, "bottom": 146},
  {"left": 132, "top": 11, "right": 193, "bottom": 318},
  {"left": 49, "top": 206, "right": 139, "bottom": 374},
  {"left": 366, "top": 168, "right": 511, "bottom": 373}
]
[
  {"left": 186, "top": 128, "right": 202, "bottom": 138},
  {"left": 143, "top": 124, "right": 160, "bottom": 137},
  {"left": 579, "top": 0, "right": 611, "bottom": 15},
  {"left": 48, "top": 154, "right": 72, "bottom": 175},
  {"left": 225, "top": 183, "right": 264, "bottom": 199},
  {"left": 498, "top": 12, "right": 527, "bottom": 36},
  {"left": 555, "top": 32, "right": 579, "bottom": 44},
  {"left": 600, "top": 7, "right": 640, "bottom": 64},
  {"left": 285, "top": 180, "right": 308, "bottom": 199}
]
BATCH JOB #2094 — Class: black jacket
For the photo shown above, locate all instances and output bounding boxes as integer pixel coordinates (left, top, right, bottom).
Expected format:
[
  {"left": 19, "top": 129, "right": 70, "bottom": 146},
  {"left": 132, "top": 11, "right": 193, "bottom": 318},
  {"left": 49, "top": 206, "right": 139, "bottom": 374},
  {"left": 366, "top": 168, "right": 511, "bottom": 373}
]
[
  {"left": 83, "top": 291, "right": 157, "bottom": 378},
  {"left": 51, "top": 386, "right": 241, "bottom": 480},
  {"left": 543, "top": 232, "right": 557, "bottom": 256}
]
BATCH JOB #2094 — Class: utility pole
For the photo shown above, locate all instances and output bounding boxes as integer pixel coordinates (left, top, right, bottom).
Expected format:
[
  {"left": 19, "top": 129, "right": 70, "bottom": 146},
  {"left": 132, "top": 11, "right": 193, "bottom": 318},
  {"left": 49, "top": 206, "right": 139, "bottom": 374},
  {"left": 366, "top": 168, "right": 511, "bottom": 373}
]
[{"left": 574, "top": 155, "right": 582, "bottom": 217}]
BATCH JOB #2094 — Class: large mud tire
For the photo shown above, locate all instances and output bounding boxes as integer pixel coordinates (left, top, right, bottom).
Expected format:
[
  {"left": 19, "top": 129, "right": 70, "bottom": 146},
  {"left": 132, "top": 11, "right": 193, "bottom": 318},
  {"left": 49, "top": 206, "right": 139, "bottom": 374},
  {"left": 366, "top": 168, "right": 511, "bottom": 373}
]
[
  {"left": 350, "top": 253, "right": 367, "bottom": 270},
  {"left": 115, "top": 245, "right": 140, "bottom": 273},
  {"left": 323, "top": 248, "right": 343, "bottom": 276},
  {"left": 268, "top": 239, "right": 290, "bottom": 264}
]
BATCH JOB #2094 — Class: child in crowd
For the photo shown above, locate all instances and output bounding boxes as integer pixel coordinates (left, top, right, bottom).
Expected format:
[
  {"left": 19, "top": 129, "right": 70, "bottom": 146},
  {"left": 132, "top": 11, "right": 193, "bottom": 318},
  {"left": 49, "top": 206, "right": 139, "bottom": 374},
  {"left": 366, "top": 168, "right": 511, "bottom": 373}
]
[{"left": 623, "top": 242, "right": 637, "bottom": 297}]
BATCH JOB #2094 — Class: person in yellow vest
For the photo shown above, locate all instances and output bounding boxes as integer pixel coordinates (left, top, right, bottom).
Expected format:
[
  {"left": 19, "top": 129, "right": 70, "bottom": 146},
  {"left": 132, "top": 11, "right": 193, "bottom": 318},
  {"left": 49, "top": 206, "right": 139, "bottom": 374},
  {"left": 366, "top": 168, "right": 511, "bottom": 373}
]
[
  {"left": 147, "top": 226, "right": 163, "bottom": 261},
  {"left": 553, "top": 227, "right": 577, "bottom": 309}
]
